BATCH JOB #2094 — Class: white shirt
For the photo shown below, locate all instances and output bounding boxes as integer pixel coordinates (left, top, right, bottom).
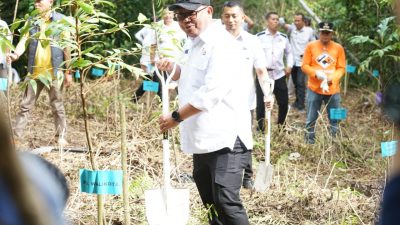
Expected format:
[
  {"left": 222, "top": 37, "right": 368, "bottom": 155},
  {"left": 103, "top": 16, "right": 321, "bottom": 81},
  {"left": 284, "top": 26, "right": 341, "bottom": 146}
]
[
  {"left": 235, "top": 30, "right": 267, "bottom": 110},
  {"left": 140, "top": 21, "right": 186, "bottom": 65},
  {"left": 178, "top": 21, "right": 253, "bottom": 154},
  {"left": 0, "top": 19, "right": 11, "bottom": 66},
  {"left": 257, "top": 29, "right": 294, "bottom": 80},
  {"left": 288, "top": 24, "right": 315, "bottom": 66},
  {"left": 135, "top": 26, "right": 153, "bottom": 44}
]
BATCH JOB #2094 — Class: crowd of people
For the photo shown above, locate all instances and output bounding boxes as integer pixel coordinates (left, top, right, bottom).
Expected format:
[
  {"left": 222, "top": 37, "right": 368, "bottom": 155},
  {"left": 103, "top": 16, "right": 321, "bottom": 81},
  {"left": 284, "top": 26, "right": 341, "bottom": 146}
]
[{"left": 0, "top": 0, "right": 398, "bottom": 224}]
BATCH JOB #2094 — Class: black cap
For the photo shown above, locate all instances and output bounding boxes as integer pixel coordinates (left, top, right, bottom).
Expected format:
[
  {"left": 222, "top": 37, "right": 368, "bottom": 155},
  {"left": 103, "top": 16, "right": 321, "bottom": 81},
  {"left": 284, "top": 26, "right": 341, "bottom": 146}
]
[
  {"left": 318, "top": 22, "right": 334, "bottom": 32},
  {"left": 169, "top": 0, "right": 211, "bottom": 11}
]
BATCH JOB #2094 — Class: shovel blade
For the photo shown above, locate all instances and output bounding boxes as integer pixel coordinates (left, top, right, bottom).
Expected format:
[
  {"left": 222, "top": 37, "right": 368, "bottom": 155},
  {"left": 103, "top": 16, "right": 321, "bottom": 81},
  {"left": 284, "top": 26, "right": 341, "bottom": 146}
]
[
  {"left": 253, "top": 161, "right": 274, "bottom": 193},
  {"left": 145, "top": 188, "right": 190, "bottom": 225}
]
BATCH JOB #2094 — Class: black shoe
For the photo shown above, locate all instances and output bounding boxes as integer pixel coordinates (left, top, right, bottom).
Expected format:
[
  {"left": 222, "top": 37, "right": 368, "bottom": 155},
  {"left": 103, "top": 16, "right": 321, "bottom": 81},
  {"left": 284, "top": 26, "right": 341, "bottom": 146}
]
[
  {"left": 292, "top": 103, "right": 305, "bottom": 111},
  {"left": 242, "top": 180, "right": 254, "bottom": 189}
]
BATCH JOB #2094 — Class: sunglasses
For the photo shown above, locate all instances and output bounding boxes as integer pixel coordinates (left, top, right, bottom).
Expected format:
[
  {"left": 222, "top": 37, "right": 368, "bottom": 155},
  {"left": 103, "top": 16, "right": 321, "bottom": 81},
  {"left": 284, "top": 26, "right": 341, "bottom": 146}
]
[{"left": 174, "top": 7, "right": 208, "bottom": 21}]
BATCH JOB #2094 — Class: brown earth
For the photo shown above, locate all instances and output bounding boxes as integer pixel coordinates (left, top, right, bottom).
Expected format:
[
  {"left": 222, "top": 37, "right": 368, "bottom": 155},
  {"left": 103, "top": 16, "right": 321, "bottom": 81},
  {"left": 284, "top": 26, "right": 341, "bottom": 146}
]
[{"left": 8, "top": 78, "right": 394, "bottom": 225}]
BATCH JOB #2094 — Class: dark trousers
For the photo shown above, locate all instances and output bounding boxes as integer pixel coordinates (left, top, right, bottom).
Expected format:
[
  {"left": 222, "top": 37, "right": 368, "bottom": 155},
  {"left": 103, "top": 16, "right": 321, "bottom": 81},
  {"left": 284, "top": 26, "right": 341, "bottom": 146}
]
[
  {"left": 242, "top": 150, "right": 253, "bottom": 182},
  {"left": 256, "top": 75, "right": 288, "bottom": 131},
  {"left": 193, "top": 137, "right": 250, "bottom": 225},
  {"left": 291, "top": 66, "right": 307, "bottom": 109}
]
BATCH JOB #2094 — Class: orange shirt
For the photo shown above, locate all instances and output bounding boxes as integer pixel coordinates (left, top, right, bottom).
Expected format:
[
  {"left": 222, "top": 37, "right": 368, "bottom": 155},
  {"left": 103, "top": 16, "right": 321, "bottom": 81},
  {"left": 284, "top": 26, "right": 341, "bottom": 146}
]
[{"left": 301, "top": 40, "right": 346, "bottom": 95}]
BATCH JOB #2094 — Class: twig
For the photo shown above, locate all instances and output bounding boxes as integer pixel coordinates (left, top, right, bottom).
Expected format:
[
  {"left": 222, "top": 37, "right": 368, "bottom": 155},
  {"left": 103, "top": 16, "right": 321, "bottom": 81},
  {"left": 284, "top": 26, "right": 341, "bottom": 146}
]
[
  {"left": 120, "top": 101, "right": 131, "bottom": 225},
  {"left": 346, "top": 197, "right": 366, "bottom": 225}
]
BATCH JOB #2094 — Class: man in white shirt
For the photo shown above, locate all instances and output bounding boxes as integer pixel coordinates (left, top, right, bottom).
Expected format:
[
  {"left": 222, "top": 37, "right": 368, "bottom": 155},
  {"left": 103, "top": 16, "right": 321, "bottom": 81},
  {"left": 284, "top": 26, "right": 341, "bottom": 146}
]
[
  {"left": 157, "top": 0, "right": 254, "bottom": 224},
  {"left": 132, "top": 8, "right": 186, "bottom": 102},
  {"left": 257, "top": 12, "right": 294, "bottom": 131},
  {"left": 221, "top": 1, "right": 274, "bottom": 190},
  {"left": 282, "top": 13, "right": 315, "bottom": 111},
  {"left": 0, "top": 19, "right": 11, "bottom": 83}
]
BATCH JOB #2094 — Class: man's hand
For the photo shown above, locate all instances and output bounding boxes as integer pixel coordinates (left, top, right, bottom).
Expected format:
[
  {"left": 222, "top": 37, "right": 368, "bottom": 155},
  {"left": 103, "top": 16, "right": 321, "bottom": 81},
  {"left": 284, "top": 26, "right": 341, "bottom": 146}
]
[
  {"left": 6, "top": 53, "right": 19, "bottom": 64},
  {"left": 159, "top": 113, "right": 179, "bottom": 133},
  {"left": 156, "top": 58, "right": 175, "bottom": 73},
  {"left": 320, "top": 79, "right": 329, "bottom": 93},
  {"left": 315, "top": 70, "right": 327, "bottom": 81},
  {"left": 64, "top": 71, "right": 73, "bottom": 88},
  {"left": 285, "top": 67, "right": 292, "bottom": 77},
  {"left": 279, "top": 17, "right": 286, "bottom": 26},
  {"left": 264, "top": 95, "right": 274, "bottom": 111}
]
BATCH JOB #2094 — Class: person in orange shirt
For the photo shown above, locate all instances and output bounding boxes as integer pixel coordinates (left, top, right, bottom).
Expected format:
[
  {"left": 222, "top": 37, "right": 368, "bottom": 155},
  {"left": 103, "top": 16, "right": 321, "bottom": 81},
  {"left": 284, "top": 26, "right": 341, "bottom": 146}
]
[{"left": 301, "top": 22, "right": 346, "bottom": 144}]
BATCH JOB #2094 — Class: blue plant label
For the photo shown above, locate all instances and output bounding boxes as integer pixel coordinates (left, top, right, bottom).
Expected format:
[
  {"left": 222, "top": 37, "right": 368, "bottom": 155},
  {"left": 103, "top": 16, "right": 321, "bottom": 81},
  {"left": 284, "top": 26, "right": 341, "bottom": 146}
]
[
  {"left": 143, "top": 80, "right": 159, "bottom": 92},
  {"left": 372, "top": 70, "right": 379, "bottom": 77},
  {"left": 92, "top": 68, "right": 105, "bottom": 77},
  {"left": 80, "top": 169, "right": 123, "bottom": 195},
  {"left": 346, "top": 65, "right": 356, "bottom": 74},
  {"left": 381, "top": 141, "right": 398, "bottom": 158},
  {"left": 0, "top": 78, "right": 7, "bottom": 91},
  {"left": 75, "top": 70, "right": 81, "bottom": 79},
  {"left": 330, "top": 108, "right": 347, "bottom": 120}
]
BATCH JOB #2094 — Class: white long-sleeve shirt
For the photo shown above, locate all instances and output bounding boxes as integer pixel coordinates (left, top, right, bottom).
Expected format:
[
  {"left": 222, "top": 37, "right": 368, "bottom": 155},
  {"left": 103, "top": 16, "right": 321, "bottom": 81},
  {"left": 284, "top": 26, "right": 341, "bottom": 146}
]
[
  {"left": 257, "top": 29, "right": 294, "bottom": 80},
  {"left": 139, "top": 21, "right": 186, "bottom": 65},
  {"left": 0, "top": 19, "right": 12, "bottom": 66},
  {"left": 235, "top": 30, "right": 267, "bottom": 110},
  {"left": 177, "top": 21, "right": 253, "bottom": 154},
  {"left": 288, "top": 24, "right": 316, "bottom": 66}
]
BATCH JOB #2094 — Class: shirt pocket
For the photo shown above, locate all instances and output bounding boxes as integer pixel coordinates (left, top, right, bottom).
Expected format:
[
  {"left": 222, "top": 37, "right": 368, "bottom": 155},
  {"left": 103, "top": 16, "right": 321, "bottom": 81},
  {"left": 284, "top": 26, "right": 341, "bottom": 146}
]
[{"left": 187, "top": 51, "right": 210, "bottom": 89}]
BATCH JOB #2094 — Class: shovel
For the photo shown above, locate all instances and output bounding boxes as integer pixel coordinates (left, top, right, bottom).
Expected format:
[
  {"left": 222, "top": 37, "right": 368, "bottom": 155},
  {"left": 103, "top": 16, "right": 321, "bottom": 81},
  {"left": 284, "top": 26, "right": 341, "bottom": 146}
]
[
  {"left": 145, "top": 64, "right": 190, "bottom": 225},
  {"left": 253, "top": 80, "right": 275, "bottom": 193}
]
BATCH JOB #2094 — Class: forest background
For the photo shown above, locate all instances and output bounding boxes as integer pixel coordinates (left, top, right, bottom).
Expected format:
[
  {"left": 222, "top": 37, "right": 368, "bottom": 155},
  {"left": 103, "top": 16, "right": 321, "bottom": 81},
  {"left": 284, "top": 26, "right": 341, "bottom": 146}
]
[{"left": 0, "top": 0, "right": 399, "bottom": 90}]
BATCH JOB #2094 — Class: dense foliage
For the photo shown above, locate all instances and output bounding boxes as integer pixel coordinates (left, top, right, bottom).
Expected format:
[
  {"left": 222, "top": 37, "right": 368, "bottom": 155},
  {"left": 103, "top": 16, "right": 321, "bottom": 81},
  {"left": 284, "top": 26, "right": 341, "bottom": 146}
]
[{"left": 1, "top": 0, "right": 399, "bottom": 89}]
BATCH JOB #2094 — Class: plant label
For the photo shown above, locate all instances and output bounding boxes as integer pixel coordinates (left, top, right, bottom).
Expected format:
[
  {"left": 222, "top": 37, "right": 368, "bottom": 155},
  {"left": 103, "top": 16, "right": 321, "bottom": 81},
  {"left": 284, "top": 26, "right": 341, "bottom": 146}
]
[
  {"left": 381, "top": 141, "right": 398, "bottom": 158},
  {"left": 91, "top": 68, "right": 105, "bottom": 77},
  {"left": 143, "top": 81, "right": 159, "bottom": 92},
  {"left": 372, "top": 70, "right": 379, "bottom": 77},
  {"left": 80, "top": 169, "right": 122, "bottom": 195},
  {"left": 329, "top": 108, "right": 347, "bottom": 120},
  {"left": 0, "top": 78, "right": 7, "bottom": 91},
  {"left": 346, "top": 65, "right": 356, "bottom": 74}
]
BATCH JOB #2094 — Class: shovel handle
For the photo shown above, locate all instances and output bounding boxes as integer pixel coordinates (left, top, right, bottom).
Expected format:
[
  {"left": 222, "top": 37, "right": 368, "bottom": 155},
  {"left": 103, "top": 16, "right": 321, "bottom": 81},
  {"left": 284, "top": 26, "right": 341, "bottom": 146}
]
[
  {"left": 265, "top": 110, "right": 271, "bottom": 164},
  {"left": 154, "top": 63, "right": 176, "bottom": 190}
]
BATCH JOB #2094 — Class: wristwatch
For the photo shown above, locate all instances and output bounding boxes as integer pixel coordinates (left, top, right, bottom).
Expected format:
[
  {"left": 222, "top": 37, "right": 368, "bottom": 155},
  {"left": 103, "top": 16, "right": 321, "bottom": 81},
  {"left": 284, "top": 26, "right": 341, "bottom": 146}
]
[{"left": 171, "top": 110, "right": 183, "bottom": 123}]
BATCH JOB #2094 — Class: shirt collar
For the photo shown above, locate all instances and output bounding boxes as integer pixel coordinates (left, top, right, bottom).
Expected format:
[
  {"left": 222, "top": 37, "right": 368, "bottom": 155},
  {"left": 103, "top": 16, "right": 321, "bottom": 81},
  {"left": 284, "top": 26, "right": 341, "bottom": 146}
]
[
  {"left": 265, "top": 29, "right": 279, "bottom": 37},
  {"left": 235, "top": 29, "right": 245, "bottom": 41}
]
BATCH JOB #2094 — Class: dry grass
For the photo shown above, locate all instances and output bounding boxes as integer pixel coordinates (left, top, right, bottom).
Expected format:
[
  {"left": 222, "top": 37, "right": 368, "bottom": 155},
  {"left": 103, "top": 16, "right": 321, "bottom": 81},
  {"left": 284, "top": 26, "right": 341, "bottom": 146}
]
[{"left": 8, "top": 78, "right": 393, "bottom": 225}]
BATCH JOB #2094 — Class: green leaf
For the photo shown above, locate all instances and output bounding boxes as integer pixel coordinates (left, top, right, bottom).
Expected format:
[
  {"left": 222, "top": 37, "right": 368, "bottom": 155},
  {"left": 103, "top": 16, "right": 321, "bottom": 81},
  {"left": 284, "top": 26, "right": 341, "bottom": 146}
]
[
  {"left": 94, "top": 64, "right": 109, "bottom": 70},
  {"left": 138, "top": 13, "right": 148, "bottom": 23},
  {"left": 77, "top": 1, "right": 95, "bottom": 14},
  {"left": 84, "top": 52, "right": 102, "bottom": 60},
  {"left": 73, "top": 58, "right": 92, "bottom": 68},
  {"left": 29, "top": 79, "right": 38, "bottom": 94}
]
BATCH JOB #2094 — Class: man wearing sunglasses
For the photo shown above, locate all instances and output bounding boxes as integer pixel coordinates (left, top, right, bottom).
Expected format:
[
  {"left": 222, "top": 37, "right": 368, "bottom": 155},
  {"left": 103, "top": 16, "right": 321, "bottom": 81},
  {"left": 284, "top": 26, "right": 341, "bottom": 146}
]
[
  {"left": 301, "top": 22, "right": 346, "bottom": 144},
  {"left": 157, "top": 0, "right": 251, "bottom": 224}
]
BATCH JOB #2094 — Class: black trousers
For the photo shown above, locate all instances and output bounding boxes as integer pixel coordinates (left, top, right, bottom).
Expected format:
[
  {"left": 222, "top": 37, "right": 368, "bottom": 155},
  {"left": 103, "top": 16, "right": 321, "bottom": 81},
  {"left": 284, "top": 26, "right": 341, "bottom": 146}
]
[
  {"left": 256, "top": 75, "right": 288, "bottom": 131},
  {"left": 193, "top": 137, "right": 250, "bottom": 225},
  {"left": 291, "top": 66, "right": 307, "bottom": 109},
  {"left": 242, "top": 150, "right": 253, "bottom": 182}
]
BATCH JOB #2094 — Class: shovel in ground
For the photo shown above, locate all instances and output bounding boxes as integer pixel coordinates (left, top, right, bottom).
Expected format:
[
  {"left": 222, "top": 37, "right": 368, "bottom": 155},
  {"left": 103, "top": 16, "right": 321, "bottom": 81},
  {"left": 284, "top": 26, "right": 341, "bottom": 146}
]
[
  {"left": 253, "top": 80, "right": 275, "bottom": 193},
  {"left": 145, "top": 64, "right": 190, "bottom": 225},
  {"left": 253, "top": 110, "right": 273, "bottom": 192}
]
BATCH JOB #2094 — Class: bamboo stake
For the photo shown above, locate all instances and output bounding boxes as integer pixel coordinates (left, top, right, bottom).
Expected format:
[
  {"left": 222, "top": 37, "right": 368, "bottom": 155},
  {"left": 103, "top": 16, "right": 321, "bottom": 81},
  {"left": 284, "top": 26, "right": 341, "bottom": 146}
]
[{"left": 120, "top": 101, "right": 130, "bottom": 225}]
